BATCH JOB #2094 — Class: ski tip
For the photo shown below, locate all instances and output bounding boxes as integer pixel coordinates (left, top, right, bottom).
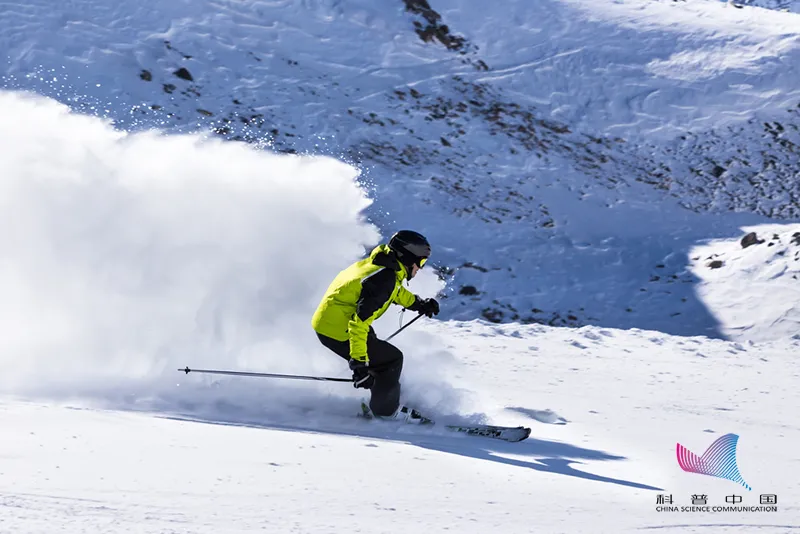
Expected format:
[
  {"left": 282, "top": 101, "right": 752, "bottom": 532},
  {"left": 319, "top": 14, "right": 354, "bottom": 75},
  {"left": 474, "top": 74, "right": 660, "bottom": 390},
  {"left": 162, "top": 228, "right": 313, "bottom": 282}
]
[
  {"left": 501, "top": 426, "right": 532, "bottom": 442},
  {"left": 502, "top": 427, "right": 531, "bottom": 443}
]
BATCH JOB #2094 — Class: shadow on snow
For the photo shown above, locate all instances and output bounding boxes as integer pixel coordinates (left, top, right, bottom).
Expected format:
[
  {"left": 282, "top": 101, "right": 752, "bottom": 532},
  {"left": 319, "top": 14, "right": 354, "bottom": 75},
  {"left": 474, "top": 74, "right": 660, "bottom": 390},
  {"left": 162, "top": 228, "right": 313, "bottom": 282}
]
[{"left": 156, "top": 409, "right": 663, "bottom": 492}]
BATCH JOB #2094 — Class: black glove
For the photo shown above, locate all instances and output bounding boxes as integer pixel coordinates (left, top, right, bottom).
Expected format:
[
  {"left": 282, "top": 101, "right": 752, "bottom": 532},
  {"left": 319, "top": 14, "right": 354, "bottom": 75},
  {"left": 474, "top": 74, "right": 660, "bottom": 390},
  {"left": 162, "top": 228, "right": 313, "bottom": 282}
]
[
  {"left": 349, "top": 358, "right": 375, "bottom": 389},
  {"left": 415, "top": 297, "right": 440, "bottom": 318}
]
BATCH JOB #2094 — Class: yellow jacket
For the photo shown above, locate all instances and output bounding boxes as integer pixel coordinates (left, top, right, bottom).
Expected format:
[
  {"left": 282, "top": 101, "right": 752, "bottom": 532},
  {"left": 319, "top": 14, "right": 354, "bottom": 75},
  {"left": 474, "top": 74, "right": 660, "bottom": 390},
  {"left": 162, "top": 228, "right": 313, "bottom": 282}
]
[{"left": 312, "top": 244, "right": 419, "bottom": 363}]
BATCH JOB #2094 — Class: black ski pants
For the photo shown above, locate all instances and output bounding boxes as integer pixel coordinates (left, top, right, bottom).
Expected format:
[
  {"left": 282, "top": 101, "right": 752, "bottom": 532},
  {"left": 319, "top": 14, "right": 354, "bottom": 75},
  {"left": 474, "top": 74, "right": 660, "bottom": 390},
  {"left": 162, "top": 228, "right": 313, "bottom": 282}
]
[{"left": 317, "top": 328, "right": 403, "bottom": 417}]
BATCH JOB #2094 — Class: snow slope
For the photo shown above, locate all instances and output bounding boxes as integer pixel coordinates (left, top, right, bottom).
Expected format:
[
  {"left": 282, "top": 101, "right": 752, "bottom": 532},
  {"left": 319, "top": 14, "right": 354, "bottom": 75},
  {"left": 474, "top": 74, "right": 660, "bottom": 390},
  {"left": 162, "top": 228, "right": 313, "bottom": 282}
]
[
  {"left": 2, "top": 321, "right": 798, "bottom": 533},
  {"left": 2, "top": 0, "right": 799, "bottom": 339},
  {"left": 1, "top": 91, "right": 799, "bottom": 533}
]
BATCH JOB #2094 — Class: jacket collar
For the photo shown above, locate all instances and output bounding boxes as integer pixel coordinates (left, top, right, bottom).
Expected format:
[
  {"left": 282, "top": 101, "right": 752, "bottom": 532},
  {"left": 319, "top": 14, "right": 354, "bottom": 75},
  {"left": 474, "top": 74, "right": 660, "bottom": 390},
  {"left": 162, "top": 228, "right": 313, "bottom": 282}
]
[{"left": 370, "top": 244, "right": 409, "bottom": 280}]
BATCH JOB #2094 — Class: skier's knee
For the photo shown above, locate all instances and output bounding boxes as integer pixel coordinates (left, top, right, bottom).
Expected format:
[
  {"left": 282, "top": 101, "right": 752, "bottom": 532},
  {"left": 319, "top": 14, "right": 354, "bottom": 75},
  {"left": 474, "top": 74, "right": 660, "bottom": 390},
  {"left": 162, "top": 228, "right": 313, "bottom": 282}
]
[{"left": 387, "top": 344, "right": 403, "bottom": 368}]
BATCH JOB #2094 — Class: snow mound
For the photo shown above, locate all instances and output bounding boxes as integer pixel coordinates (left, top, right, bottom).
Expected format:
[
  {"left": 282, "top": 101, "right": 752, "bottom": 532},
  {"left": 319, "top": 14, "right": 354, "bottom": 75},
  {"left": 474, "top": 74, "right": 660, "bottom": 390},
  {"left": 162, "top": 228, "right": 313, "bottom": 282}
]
[{"left": 689, "top": 223, "right": 800, "bottom": 341}]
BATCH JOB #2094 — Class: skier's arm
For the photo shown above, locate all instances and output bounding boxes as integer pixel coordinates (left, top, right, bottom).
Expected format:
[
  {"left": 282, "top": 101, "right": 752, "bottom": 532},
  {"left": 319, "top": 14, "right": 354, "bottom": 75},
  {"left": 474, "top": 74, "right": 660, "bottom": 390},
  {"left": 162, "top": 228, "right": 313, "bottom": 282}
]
[
  {"left": 394, "top": 281, "right": 440, "bottom": 316},
  {"left": 393, "top": 284, "right": 417, "bottom": 309},
  {"left": 348, "top": 268, "right": 395, "bottom": 363}
]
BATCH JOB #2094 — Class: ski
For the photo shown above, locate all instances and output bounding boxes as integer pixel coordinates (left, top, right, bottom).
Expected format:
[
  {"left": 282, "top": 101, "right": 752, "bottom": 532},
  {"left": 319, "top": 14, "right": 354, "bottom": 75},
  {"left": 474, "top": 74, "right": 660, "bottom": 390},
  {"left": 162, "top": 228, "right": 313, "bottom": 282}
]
[
  {"left": 444, "top": 423, "right": 531, "bottom": 443},
  {"left": 359, "top": 402, "right": 531, "bottom": 442}
]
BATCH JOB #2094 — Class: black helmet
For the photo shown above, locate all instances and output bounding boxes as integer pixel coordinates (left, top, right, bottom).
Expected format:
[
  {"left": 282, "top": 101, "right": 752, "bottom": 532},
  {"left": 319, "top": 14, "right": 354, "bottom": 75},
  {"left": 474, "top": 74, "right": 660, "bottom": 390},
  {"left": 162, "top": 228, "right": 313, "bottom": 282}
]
[{"left": 388, "top": 230, "right": 431, "bottom": 268}]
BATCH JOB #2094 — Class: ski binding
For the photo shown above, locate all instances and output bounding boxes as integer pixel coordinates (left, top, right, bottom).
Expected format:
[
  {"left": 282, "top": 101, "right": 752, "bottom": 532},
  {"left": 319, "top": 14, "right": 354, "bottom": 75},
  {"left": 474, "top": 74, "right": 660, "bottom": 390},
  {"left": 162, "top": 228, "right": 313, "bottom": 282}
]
[{"left": 360, "top": 402, "right": 531, "bottom": 442}]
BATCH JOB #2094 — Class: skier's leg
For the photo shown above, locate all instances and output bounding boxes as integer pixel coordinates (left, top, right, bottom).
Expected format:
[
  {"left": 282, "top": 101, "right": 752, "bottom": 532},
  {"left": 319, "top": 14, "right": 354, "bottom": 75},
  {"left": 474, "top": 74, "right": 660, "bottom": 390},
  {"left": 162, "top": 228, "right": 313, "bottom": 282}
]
[
  {"left": 316, "top": 333, "right": 350, "bottom": 362},
  {"left": 317, "top": 330, "right": 403, "bottom": 417},
  {"left": 364, "top": 331, "right": 403, "bottom": 416}
]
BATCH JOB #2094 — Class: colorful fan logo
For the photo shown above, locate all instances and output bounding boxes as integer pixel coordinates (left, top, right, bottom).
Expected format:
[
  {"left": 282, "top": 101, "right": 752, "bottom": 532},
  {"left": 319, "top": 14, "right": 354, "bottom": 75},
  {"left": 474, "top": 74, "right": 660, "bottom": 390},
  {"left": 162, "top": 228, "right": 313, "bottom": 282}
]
[{"left": 676, "top": 433, "right": 751, "bottom": 490}]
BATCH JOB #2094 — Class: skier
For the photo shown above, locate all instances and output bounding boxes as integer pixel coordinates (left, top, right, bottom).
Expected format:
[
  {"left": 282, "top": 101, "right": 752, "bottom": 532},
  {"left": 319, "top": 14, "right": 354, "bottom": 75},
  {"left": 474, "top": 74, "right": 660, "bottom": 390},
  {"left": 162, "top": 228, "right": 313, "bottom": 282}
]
[{"left": 312, "top": 230, "right": 440, "bottom": 423}]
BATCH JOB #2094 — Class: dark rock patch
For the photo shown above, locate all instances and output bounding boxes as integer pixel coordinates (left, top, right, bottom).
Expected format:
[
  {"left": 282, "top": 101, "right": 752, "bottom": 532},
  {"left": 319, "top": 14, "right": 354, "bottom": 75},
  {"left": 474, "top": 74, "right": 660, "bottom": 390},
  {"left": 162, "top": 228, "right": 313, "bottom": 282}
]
[
  {"left": 741, "top": 231, "right": 764, "bottom": 248},
  {"left": 459, "top": 285, "right": 479, "bottom": 295},
  {"left": 174, "top": 68, "right": 194, "bottom": 82}
]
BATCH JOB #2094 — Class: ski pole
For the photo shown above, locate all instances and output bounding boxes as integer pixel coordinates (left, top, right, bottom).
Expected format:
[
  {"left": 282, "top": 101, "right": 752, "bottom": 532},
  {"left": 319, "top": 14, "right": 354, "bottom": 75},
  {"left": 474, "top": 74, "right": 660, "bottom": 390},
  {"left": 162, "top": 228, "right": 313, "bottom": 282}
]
[
  {"left": 180, "top": 314, "right": 425, "bottom": 381},
  {"left": 178, "top": 366, "right": 352, "bottom": 382},
  {"left": 385, "top": 312, "right": 425, "bottom": 341}
]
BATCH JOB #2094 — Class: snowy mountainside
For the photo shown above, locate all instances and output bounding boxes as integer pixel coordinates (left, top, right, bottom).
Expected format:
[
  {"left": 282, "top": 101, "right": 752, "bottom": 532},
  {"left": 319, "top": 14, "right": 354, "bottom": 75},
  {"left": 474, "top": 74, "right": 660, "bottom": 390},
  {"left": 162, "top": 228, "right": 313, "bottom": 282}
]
[
  {"left": 1, "top": 61, "right": 800, "bottom": 533},
  {"left": 1, "top": 0, "right": 799, "bottom": 340}
]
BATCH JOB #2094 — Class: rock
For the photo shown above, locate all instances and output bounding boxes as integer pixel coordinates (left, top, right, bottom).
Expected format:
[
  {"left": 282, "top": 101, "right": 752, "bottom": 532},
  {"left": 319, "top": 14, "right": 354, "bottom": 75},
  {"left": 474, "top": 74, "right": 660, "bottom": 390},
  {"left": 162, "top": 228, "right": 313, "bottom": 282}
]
[
  {"left": 139, "top": 70, "right": 152, "bottom": 81},
  {"left": 708, "top": 260, "right": 724, "bottom": 269},
  {"left": 403, "top": 0, "right": 473, "bottom": 55},
  {"left": 173, "top": 67, "right": 194, "bottom": 81},
  {"left": 740, "top": 232, "right": 764, "bottom": 248},
  {"left": 458, "top": 285, "right": 478, "bottom": 295},
  {"left": 481, "top": 308, "right": 503, "bottom": 323}
]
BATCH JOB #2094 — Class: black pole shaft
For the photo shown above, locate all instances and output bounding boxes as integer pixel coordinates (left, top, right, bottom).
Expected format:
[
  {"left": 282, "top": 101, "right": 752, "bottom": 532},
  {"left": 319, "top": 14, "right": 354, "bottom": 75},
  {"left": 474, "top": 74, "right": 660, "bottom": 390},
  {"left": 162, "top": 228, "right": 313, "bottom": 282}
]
[
  {"left": 386, "top": 312, "right": 424, "bottom": 341},
  {"left": 179, "top": 314, "right": 424, "bottom": 382},
  {"left": 179, "top": 367, "right": 352, "bottom": 382}
]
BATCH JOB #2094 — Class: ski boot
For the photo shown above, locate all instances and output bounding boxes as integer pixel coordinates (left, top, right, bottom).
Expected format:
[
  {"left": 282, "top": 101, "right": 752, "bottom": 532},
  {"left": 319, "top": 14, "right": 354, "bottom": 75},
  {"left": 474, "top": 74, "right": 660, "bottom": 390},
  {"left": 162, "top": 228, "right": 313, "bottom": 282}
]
[{"left": 361, "top": 402, "right": 432, "bottom": 425}]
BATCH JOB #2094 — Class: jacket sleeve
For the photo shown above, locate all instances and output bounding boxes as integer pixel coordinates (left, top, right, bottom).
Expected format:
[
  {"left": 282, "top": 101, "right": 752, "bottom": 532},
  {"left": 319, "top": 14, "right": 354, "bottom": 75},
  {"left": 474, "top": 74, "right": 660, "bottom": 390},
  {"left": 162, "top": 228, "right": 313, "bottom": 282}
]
[
  {"left": 348, "top": 268, "right": 396, "bottom": 363},
  {"left": 393, "top": 285, "right": 417, "bottom": 309}
]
